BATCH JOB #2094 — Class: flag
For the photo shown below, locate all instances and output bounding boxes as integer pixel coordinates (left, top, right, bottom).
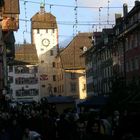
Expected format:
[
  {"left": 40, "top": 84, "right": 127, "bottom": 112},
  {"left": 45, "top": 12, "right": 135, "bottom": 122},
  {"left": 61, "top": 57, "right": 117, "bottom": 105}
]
[{"left": 40, "top": 74, "right": 48, "bottom": 80}]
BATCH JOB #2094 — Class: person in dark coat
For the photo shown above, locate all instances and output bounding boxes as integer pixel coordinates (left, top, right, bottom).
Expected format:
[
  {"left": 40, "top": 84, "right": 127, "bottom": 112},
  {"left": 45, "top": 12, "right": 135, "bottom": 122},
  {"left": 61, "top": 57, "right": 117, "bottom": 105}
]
[
  {"left": 0, "top": 127, "right": 10, "bottom": 140},
  {"left": 74, "top": 119, "right": 87, "bottom": 140},
  {"left": 9, "top": 119, "right": 23, "bottom": 140}
]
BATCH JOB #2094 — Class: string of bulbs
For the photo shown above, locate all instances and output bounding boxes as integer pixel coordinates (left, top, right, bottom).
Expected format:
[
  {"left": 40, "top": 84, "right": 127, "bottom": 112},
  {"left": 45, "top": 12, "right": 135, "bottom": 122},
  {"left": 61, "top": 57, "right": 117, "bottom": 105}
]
[
  {"left": 20, "top": 0, "right": 132, "bottom": 9},
  {"left": 20, "top": 0, "right": 128, "bottom": 43}
]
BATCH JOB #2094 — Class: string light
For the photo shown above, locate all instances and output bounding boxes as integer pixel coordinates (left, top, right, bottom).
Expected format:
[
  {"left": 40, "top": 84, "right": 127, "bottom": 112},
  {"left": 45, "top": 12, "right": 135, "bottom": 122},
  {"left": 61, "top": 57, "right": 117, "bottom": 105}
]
[
  {"left": 24, "top": 0, "right": 28, "bottom": 32},
  {"left": 20, "top": 0, "right": 132, "bottom": 9},
  {"left": 18, "top": 0, "right": 127, "bottom": 43},
  {"left": 19, "top": 18, "right": 115, "bottom": 24},
  {"left": 19, "top": 0, "right": 121, "bottom": 34},
  {"left": 107, "top": 0, "right": 110, "bottom": 24},
  {"left": 23, "top": 0, "right": 28, "bottom": 43},
  {"left": 99, "top": 7, "right": 102, "bottom": 30}
]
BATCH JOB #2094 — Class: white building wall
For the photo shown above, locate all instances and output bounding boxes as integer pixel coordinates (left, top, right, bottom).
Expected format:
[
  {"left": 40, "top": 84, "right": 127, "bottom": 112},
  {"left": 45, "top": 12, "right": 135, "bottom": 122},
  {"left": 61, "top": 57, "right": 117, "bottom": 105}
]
[
  {"left": 33, "top": 29, "right": 58, "bottom": 57},
  {"left": 8, "top": 65, "right": 40, "bottom": 101},
  {"left": 33, "top": 28, "right": 58, "bottom": 97}
]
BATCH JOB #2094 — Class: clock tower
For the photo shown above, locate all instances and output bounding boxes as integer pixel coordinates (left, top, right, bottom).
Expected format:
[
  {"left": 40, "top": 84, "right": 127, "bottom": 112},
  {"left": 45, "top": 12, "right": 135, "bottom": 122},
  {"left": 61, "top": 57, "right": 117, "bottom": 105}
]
[{"left": 31, "top": 2, "right": 58, "bottom": 97}]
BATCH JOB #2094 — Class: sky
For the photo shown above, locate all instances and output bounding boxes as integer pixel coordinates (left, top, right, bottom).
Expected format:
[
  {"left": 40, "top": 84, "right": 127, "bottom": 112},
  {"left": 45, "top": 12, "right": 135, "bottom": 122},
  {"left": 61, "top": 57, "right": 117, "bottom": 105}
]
[{"left": 14, "top": 0, "right": 136, "bottom": 46}]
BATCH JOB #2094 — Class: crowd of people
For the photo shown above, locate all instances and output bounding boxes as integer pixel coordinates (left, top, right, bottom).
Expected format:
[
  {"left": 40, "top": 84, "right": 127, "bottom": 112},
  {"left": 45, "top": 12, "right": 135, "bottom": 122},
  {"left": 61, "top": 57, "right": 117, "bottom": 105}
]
[{"left": 0, "top": 99, "right": 139, "bottom": 140}]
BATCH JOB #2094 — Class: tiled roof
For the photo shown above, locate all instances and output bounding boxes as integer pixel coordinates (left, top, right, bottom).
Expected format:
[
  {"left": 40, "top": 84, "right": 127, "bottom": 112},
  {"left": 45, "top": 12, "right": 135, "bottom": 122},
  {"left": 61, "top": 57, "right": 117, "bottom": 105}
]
[
  {"left": 2, "top": 0, "right": 19, "bottom": 14},
  {"left": 31, "top": 12, "right": 57, "bottom": 29},
  {"left": 60, "top": 32, "right": 92, "bottom": 69},
  {"left": 15, "top": 44, "right": 39, "bottom": 65}
]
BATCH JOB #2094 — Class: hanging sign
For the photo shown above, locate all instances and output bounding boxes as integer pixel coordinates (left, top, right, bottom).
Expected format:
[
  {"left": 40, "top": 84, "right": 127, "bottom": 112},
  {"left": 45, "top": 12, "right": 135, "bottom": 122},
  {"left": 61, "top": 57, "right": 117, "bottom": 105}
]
[
  {"left": 2, "top": 16, "right": 18, "bottom": 31},
  {"left": 40, "top": 74, "right": 48, "bottom": 80}
]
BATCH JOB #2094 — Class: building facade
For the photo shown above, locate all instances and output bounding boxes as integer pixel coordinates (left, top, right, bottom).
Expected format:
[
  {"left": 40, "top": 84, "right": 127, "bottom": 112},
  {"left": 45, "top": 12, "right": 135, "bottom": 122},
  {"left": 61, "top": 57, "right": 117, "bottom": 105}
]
[
  {"left": 59, "top": 33, "right": 92, "bottom": 99},
  {"left": 8, "top": 44, "right": 39, "bottom": 101},
  {"left": 31, "top": 4, "right": 59, "bottom": 97},
  {"left": 0, "top": 0, "right": 20, "bottom": 100},
  {"left": 84, "top": 1, "right": 140, "bottom": 103},
  {"left": 85, "top": 29, "right": 114, "bottom": 96},
  {"left": 113, "top": 1, "right": 140, "bottom": 84}
]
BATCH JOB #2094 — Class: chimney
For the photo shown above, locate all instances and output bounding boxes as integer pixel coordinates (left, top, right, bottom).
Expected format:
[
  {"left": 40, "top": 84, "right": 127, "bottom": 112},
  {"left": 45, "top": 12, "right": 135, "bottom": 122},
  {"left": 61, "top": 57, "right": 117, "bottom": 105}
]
[
  {"left": 123, "top": 3, "right": 128, "bottom": 17},
  {"left": 135, "top": 0, "right": 140, "bottom": 6}
]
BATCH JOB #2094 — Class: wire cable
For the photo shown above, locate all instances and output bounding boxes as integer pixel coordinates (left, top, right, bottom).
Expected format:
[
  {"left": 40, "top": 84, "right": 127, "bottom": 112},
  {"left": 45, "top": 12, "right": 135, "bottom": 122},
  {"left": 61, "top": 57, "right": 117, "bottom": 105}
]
[
  {"left": 19, "top": 18, "right": 115, "bottom": 25},
  {"left": 19, "top": 0, "right": 132, "bottom": 9},
  {"left": 107, "top": 0, "right": 110, "bottom": 24}
]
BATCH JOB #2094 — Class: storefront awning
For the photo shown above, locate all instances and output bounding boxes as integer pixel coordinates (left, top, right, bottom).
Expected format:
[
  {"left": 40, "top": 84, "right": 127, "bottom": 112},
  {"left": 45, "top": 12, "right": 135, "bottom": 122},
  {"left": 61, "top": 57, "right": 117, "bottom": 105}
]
[{"left": 78, "top": 96, "right": 109, "bottom": 108}]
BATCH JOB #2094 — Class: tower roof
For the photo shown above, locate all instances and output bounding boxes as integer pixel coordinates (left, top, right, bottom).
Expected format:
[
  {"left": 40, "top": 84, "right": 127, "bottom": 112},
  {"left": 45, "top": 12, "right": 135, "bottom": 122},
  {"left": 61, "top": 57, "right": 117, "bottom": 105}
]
[
  {"left": 31, "top": 12, "right": 57, "bottom": 29},
  {"left": 15, "top": 44, "right": 39, "bottom": 65},
  {"left": 1, "top": 0, "right": 20, "bottom": 14}
]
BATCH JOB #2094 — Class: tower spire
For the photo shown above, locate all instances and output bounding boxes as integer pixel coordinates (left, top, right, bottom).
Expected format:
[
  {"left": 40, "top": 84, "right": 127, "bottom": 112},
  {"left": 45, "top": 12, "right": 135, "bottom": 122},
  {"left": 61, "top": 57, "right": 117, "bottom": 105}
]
[{"left": 40, "top": 0, "right": 45, "bottom": 14}]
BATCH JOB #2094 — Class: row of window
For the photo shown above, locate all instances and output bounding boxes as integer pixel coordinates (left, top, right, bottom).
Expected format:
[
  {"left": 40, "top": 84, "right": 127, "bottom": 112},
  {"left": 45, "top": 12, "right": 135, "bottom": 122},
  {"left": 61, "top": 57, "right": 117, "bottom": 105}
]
[
  {"left": 116, "top": 11, "right": 140, "bottom": 35},
  {"left": 93, "top": 80, "right": 103, "bottom": 95},
  {"left": 15, "top": 77, "right": 38, "bottom": 84},
  {"left": 41, "top": 85, "right": 63, "bottom": 93},
  {"left": 41, "top": 82, "right": 77, "bottom": 93},
  {"left": 40, "top": 61, "right": 62, "bottom": 69},
  {"left": 37, "top": 29, "right": 55, "bottom": 34},
  {"left": 92, "top": 66, "right": 113, "bottom": 79},
  {"left": 125, "top": 32, "right": 140, "bottom": 51},
  {"left": 40, "top": 61, "right": 56, "bottom": 68},
  {"left": 126, "top": 57, "right": 139, "bottom": 72},
  {"left": 57, "top": 74, "right": 63, "bottom": 81},
  {"left": 102, "top": 82, "right": 111, "bottom": 94},
  {"left": 92, "top": 50, "right": 112, "bottom": 64},
  {"left": 16, "top": 89, "right": 39, "bottom": 96},
  {"left": 125, "top": 11, "right": 140, "bottom": 29},
  {"left": 9, "top": 74, "right": 59, "bottom": 84},
  {"left": 103, "top": 66, "right": 113, "bottom": 78},
  {"left": 9, "top": 66, "right": 38, "bottom": 74}
]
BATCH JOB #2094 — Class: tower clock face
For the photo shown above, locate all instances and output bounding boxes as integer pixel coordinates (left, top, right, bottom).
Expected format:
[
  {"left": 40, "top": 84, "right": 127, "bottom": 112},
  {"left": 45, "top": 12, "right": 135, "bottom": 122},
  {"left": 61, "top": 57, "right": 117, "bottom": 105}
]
[{"left": 42, "top": 38, "right": 50, "bottom": 47}]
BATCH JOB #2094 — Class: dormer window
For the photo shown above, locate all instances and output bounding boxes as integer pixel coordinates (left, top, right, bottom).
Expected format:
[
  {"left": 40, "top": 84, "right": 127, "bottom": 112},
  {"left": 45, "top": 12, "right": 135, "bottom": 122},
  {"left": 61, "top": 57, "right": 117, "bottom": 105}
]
[{"left": 83, "top": 46, "right": 87, "bottom": 52}]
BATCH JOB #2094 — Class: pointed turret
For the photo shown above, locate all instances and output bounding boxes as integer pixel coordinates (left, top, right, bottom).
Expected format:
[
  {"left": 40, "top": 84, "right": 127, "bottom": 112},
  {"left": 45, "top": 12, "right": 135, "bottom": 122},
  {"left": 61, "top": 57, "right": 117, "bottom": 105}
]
[{"left": 40, "top": 0, "right": 45, "bottom": 14}]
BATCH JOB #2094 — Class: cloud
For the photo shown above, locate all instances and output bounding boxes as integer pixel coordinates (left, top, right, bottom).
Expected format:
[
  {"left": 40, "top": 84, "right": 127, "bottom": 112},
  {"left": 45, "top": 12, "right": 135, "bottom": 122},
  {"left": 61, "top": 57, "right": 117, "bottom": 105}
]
[
  {"left": 78, "top": 0, "right": 108, "bottom": 8},
  {"left": 78, "top": 0, "right": 135, "bottom": 21},
  {"left": 77, "top": 0, "right": 136, "bottom": 31},
  {"left": 78, "top": 0, "right": 135, "bottom": 8}
]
